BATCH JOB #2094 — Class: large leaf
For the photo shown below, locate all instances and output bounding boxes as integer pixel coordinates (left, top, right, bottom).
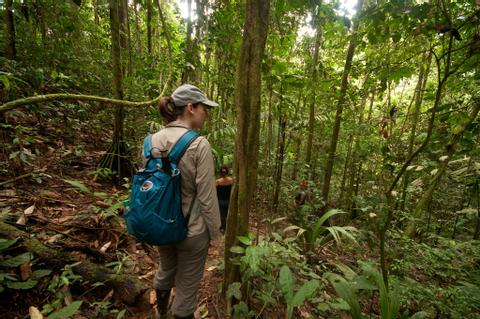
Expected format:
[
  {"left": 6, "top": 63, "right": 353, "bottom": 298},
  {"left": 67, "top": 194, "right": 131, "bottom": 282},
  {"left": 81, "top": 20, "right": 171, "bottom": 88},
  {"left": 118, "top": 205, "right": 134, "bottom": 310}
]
[
  {"left": 279, "top": 265, "right": 294, "bottom": 304},
  {"left": 244, "top": 246, "right": 260, "bottom": 273},
  {"left": 226, "top": 282, "right": 242, "bottom": 301},
  {"left": 6, "top": 279, "right": 37, "bottom": 289},
  {"left": 0, "top": 252, "right": 32, "bottom": 267},
  {"left": 0, "top": 238, "right": 18, "bottom": 251},
  {"left": 48, "top": 300, "right": 83, "bottom": 319},
  {"left": 291, "top": 279, "right": 319, "bottom": 307},
  {"left": 326, "top": 273, "right": 365, "bottom": 319}
]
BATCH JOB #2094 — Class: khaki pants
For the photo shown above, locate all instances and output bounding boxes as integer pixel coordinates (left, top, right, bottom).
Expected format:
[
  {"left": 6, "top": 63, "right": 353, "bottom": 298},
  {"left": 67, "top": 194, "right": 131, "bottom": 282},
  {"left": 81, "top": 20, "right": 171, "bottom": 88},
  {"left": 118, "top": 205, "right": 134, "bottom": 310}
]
[{"left": 153, "top": 231, "right": 210, "bottom": 317}]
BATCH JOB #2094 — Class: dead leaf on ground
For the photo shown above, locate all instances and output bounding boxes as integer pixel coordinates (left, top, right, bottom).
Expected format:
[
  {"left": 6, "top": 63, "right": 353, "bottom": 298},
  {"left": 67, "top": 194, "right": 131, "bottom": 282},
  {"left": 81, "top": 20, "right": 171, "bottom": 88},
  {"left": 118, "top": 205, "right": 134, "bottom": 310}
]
[
  {"left": 45, "top": 234, "right": 64, "bottom": 244},
  {"left": 24, "top": 205, "right": 35, "bottom": 215},
  {"left": 20, "top": 263, "right": 32, "bottom": 280},
  {"left": 16, "top": 215, "right": 27, "bottom": 225},
  {"left": 99, "top": 241, "right": 112, "bottom": 253},
  {"left": 149, "top": 289, "right": 156, "bottom": 304},
  {"left": 95, "top": 201, "right": 111, "bottom": 208},
  {"left": 41, "top": 191, "right": 61, "bottom": 199},
  {"left": 103, "top": 289, "right": 114, "bottom": 301}
]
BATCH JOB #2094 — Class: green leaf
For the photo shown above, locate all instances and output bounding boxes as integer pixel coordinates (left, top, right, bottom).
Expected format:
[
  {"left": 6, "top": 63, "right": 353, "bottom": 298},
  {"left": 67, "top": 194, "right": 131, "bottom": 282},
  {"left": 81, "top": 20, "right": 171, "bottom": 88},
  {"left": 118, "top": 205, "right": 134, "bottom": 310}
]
[
  {"left": 226, "top": 282, "right": 242, "bottom": 300},
  {"left": 6, "top": 279, "right": 38, "bottom": 289},
  {"left": 291, "top": 279, "right": 319, "bottom": 308},
  {"left": 327, "top": 273, "right": 365, "bottom": 319},
  {"left": 0, "top": 75, "right": 10, "bottom": 90},
  {"left": 0, "top": 238, "right": 18, "bottom": 251},
  {"left": 32, "top": 269, "right": 52, "bottom": 279},
  {"left": 63, "top": 179, "right": 91, "bottom": 194},
  {"left": 237, "top": 236, "right": 252, "bottom": 246},
  {"left": 0, "top": 252, "right": 32, "bottom": 267},
  {"left": 115, "top": 309, "right": 126, "bottom": 319},
  {"left": 279, "top": 265, "right": 294, "bottom": 304},
  {"left": 48, "top": 300, "right": 83, "bottom": 319},
  {"left": 230, "top": 246, "right": 245, "bottom": 254},
  {"left": 244, "top": 246, "right": 260, "bottom": 273}
]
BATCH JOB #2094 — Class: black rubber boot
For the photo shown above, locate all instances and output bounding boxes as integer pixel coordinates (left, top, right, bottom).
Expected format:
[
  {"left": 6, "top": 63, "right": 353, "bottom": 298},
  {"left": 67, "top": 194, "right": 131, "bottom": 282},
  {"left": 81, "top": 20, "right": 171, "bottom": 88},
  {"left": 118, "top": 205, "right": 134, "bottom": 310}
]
[
  {"left": 174, "top": 314, "right": 194, "bottom": 319},
  {"left": 155, "top": 289, "right": 170, "bottom": 319}
]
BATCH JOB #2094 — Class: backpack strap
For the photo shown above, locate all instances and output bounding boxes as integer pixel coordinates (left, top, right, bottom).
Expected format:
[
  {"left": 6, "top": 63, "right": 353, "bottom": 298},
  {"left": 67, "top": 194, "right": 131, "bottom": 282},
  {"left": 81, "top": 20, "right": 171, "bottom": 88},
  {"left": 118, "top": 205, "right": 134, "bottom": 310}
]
[
  {"left": 169, "top": 130, "right": 200, "bottom": 164},
  {"left": 143, "top": 134, "right": 153, "bottom": 160}
]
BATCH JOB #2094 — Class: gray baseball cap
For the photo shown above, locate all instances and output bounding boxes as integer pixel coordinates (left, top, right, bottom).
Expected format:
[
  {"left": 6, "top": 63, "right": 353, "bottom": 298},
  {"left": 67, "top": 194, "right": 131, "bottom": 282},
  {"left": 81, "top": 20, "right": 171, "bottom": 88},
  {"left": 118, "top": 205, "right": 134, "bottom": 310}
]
[{"left": 172, "top": 84, "right": 218, "bottom": 108}]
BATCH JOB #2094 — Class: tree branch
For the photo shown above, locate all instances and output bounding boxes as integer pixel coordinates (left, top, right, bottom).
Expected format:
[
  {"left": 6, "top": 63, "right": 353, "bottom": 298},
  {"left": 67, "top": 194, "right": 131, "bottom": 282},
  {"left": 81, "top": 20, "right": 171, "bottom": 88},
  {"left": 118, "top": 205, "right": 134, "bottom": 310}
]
[{"left": 0, "top": 94, "right": 160, "bottom": 114}]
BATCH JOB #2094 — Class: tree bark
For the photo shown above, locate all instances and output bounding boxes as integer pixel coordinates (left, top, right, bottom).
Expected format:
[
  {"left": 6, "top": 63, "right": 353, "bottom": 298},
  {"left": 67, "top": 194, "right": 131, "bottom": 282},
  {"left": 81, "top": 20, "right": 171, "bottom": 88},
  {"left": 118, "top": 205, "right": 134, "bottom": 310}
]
[
  {"left": 399, "top": 49, "right": 432, "bottom": 211},
  {"left": 320, "top": 0, "right": 363, "bottom": 214},
  {"left": 305, "top": 0, "right": 322, "bottom": 171},
  {"left": 0, "top": 221, "right": 148, "bottom": 305},
  {"left": 182, "top": 0, "right": 194, "bottom": 83},
  {"left": 224, "top": 0, "right": 269, "bottom": 306},
  {"left": 147, "top": 0, "right": 153, "bottom": 54},
  {"left": 4, "top": 0, "right": 16, "bottom": 60}
]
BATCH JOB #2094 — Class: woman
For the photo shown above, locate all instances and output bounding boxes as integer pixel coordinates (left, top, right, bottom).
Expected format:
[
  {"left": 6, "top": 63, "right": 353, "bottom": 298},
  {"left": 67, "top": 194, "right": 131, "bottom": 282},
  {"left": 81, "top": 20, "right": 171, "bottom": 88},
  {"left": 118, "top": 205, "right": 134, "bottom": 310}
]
[
  {"left": 150, "top": 84, "right": 221, "bottom": 319},
  {"left": 216, "top": 165, "right": 234, "bottom": 232}
]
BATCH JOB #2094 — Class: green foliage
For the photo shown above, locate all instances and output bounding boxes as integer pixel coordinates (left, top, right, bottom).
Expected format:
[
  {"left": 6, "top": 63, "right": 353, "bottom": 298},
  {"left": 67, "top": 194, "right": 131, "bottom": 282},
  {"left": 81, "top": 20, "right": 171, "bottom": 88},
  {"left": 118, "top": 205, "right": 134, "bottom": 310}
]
[
  {"left": 279, "top": 265, "right": 320, "bottom": 319},
  {"left": 0, "top": 237, "right": 39, "bottom": 292},
  {"left": 228, "top": 232, "right": 323, "bottom": 318},
  {"left": 326, "top": 261, "right": 401, "bottom": 319},
  {"left": 63, "top": 179, "right": 91, "bottom": 194}
]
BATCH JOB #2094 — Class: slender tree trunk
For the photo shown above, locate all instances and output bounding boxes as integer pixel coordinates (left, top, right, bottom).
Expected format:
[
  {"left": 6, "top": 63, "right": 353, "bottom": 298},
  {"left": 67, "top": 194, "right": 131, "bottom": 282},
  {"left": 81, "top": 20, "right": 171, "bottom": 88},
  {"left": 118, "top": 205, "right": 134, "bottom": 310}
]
[
  {"left": 146, "top": 0, "right": 153, "bottom": 54},
  {"left": 224, "top": 0, "right": 269, "bottom": 311},
  {"left": 98, "top": 0, "right": 132, "bottom": 179},
  {"left": 321, "top": 0, "right": 363, "bottom": 214},
  {"left": 182, "top": 0, "right": 193, "bottom": 83},
  {"left": 133, "top": 3, "right": 142, "bottom": 54},
  {"left": 474, "top": 179, "right": 480, "bottom": 240},
  {"left": 273, "top": 102, "right": 287, "bottom": 215},
  {"left": 344, "top": 84, "right": 370, "bottom": 214},
  {"left": 5, "top": 0, "right": 16, "bottom": 60},
  {"left": 405, "top": 101, "right": 480, "bottom": 237},
  {"left": 305, "top": 0, "right": 322, "bottom": 171},
  {"left": 400, "top": 50, "right": 432, "bottom": 210},
  {"left": 93, "top": 0, "right": 100, "bottom": 25}
]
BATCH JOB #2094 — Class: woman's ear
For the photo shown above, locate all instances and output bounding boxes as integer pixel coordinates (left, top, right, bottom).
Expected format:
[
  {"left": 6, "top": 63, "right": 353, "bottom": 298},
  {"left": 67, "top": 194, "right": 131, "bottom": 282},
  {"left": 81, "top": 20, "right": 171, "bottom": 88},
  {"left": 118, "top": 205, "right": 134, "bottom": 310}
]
[{"left": 186, "top": 103, "right": 194, "bottom": 114}]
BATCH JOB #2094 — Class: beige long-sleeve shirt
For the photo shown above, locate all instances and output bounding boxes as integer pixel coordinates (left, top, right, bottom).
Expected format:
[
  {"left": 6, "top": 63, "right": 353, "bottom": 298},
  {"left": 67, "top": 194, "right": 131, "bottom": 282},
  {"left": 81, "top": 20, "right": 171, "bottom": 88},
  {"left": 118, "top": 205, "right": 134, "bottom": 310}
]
[{"left": 146, "top": 121, "right": 221, "bottom": 240}]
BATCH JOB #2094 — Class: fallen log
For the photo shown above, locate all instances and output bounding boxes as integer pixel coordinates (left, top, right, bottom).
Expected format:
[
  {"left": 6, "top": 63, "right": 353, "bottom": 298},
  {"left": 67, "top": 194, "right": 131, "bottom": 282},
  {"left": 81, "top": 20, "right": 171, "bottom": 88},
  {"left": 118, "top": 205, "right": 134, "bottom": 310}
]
[{"left": 0, "top": 221, "right": 149, "bottom": 305}]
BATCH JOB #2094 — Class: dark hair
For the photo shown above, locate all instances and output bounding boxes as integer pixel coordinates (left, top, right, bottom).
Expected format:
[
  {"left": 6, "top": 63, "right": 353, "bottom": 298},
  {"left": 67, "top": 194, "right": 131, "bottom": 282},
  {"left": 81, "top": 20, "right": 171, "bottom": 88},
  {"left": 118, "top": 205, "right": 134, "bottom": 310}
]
[
  {"left": 158, "top": 97, "right": 186, "bottom": 123},
  {"left": 220, "top": 165, "right": 229, "bottom": 176},
  {"left": 158, "top": 97, "right": 203, "bottom": 123}
]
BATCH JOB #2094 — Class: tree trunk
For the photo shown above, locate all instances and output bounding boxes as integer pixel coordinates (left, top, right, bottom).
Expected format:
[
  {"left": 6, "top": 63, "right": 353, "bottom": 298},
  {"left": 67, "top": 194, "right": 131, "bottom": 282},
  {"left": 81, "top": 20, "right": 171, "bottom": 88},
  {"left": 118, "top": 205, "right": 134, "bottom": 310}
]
[
  {"left": 344, "top": 84, "right": 371, "bottom": 215},
  {"left": 4, "top": 0, "right": 16, "bottom": 60},
  {"left": 305, "top": 0, "right": 322, "bottom": 171},
  {"left": 405, "top": 101, "right": 480, "bottom": 237},
  {"left": 0, "top": 221, "right": 148, "bottom": 305},
  {"left": 224, "top": 0, "right": 269, "bottom": 309},
  {"left": 182, "top": 0, "right": 194, "bottom": 83},
  {"left": 133, "top": 2, "right": 142, "bottom": 54},
  {"left": 474, "top": 179, "right": 480, "bottom": 240},
  {"left": 146, "top": 0, "right": 153, "bottom": 54},
  {"left": 93, "top": 0, "right": 100, "bottom": 25},
  {"left": 320, "top": 0, "right": 363, "bottom": 214},
  {"left": 273, "top": 108, "right": 287, "bottom": 215},
  {"left": 98, "top": 0, "right": 132, "bottom": 180},
  {"left": 399, "top": 50, "right": 432, "bottom": 211}
]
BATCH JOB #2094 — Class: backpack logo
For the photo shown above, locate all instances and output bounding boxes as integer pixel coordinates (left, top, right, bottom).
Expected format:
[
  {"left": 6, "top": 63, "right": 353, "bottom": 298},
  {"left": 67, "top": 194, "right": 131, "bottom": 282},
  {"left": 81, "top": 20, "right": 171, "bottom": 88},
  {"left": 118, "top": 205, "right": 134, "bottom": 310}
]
[{"left": 140, "top": 181, "right": 154, "bottom": 192}]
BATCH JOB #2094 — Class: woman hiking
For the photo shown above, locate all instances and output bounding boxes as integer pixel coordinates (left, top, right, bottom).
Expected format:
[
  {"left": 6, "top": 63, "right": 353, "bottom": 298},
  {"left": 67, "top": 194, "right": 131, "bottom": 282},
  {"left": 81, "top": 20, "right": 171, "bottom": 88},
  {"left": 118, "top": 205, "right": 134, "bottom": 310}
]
[{"left": 150, "top": 84, "right": 221, "bottom": 319}]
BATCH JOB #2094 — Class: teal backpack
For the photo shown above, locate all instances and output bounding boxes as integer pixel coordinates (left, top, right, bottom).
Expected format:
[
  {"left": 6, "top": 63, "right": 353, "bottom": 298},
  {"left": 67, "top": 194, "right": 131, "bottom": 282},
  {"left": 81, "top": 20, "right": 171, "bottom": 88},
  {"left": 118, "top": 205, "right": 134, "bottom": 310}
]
[{"left": 124, "top": 130, "right": 199, "bottom": 246}]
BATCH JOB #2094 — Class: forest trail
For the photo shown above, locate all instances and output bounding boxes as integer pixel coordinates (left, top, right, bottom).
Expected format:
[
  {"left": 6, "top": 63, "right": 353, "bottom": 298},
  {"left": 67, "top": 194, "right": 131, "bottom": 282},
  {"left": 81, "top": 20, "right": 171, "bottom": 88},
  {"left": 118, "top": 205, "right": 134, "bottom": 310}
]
[{"left": 0, "top": 131, "right": 227, "bottom": 318}]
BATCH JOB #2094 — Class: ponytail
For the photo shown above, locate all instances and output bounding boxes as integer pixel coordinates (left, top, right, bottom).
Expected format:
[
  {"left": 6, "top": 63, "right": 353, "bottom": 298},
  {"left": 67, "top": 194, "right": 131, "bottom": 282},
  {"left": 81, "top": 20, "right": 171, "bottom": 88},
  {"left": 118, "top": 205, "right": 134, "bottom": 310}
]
[{"left": 158, "top": 97, "right": 186, "bottom": 123}]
